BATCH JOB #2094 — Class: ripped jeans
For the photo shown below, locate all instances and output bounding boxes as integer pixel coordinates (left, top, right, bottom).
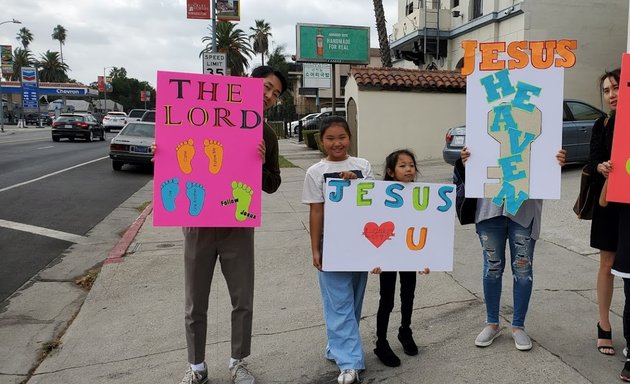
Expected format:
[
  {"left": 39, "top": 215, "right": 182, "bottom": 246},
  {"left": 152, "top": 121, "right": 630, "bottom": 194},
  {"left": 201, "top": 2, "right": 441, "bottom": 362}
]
[{"left": 476, "top": 216, "right": 536, "bottom": 328}]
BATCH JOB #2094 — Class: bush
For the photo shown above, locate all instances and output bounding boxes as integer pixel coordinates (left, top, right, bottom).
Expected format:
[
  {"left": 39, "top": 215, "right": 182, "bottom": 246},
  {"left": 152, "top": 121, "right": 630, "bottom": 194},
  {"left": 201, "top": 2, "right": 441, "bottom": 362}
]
[
  {"left": 302, "top": 129, "right": 319, "bottom": 149},
  {"left": 314, "top": 132, "right": 327, "bottom": 155}
]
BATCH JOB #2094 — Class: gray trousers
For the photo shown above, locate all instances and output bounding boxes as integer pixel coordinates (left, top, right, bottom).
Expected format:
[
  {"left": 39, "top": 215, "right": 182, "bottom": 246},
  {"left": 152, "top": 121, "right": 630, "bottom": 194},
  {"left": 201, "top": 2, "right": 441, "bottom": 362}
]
[{"left": 183, "top": 227, "right": 255, "bottom": 364}]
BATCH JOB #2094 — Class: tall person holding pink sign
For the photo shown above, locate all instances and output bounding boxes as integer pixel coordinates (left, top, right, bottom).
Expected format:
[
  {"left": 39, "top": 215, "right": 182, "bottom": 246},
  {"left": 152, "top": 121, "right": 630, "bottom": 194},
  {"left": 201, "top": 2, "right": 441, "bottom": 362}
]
[{"left": 153, "top": 66, "right": 287, "bottom": 384}]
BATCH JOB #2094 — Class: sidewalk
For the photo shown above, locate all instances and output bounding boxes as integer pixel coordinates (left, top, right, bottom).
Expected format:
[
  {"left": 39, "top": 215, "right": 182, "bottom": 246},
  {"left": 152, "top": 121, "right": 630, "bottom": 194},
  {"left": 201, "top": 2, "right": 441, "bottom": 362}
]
[{"left": 25, "top": 139, "right": 625, "bottom": 383}]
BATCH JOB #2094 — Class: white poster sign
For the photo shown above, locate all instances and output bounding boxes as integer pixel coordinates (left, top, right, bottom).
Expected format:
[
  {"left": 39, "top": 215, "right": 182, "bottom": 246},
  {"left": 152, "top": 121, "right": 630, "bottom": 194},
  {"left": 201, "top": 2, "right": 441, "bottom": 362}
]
[
  {"left": 322, "top": 179, "right": 455, "bottom": 272},
  {"left": 463, "top": 41, "right": 571, "bottom": 215},
  {"left": 303, "top": 63, "right": 331, "bottom": 88}
]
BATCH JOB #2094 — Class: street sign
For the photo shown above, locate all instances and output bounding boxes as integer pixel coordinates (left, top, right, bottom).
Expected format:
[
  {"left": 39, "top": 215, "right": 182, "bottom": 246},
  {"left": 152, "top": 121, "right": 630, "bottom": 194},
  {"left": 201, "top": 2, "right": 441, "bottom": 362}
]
[
  {"left": 203, "top": 52, "right": 227, "bottom": 75},
  {"left": 296, "top": 23, "right": 370, "bottom": 64},
  {"left": 303, "top": 63, "right": 331, "bottom": 88}
]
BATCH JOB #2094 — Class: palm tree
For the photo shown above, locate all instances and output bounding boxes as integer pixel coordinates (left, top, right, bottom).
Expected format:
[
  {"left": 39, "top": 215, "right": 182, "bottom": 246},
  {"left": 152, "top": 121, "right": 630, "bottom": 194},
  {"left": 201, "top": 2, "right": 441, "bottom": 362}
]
[
  {"left": 51, "top": 25, "right": 67, "bottom": 65},
  {"left": 10, "top": 47, "right": 35, "bottom": 81},
  {"left": 109, "top": 67, "right": 127, "bottom": 79},
  {"left": 200, "top": 21, "right": 253, "bottom": 77},
  {"left": 249, "top": 19, "right": 272, "bottom": 66},
  {"left": 16, "top": 27, "right": 34, "bottom": 49},
  {"left": 373, "top": 0, "right": 392, "bottom": 67},
  {"left": 37, "top": 50, "right": 70, "bottom": 82}
]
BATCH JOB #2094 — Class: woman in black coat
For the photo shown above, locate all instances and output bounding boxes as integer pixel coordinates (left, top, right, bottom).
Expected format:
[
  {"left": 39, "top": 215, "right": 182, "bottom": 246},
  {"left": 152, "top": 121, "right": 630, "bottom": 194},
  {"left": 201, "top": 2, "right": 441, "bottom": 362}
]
[{"left": 589, "top": 68, "right": 620, "bottom": 356}]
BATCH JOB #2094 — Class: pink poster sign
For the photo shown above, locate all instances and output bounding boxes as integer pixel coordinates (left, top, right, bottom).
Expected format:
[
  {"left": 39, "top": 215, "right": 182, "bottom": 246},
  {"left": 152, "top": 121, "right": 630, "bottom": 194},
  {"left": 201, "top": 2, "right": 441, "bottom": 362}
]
[
  {"left": 153, "top": 71, "right": 264, "bottom": 227},
  {"left": 607, "top": 54, "right": 630, "bottom": 203}
]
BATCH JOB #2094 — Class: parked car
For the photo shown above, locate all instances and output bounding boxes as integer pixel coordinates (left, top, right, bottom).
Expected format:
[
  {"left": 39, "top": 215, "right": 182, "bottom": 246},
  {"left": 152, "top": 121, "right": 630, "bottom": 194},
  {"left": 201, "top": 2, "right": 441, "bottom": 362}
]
[
  {"left": 51, "top": 113, "right": 106, "bottom": 142},
  {"left": 102, "top": 111, "right": 128, "bottom": 132},
  {"left": 303, "top": 110, "right": 347, "bottom": 130},
  {"left": 290, "top": 113, "right": 319, "bottom": 134},
  {"left": 25, "top": 112, "right": 52, "bottom": 126},
  {"left": 441, "top": 99, "right": 606, "bottom": 165},
  {"left": 109, "top": 121, "right": 155, "bottom": 171},
  {"left": 125, "top": 109, "right": 147, "bottom": 124},
  {"left": 140, "top": 110, "right": 155, "bottom": 122}
]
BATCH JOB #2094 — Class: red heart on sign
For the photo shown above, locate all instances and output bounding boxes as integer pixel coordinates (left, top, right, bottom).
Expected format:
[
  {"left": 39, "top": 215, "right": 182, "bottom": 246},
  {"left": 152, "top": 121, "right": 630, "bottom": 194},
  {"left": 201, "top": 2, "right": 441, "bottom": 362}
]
[{"left": 363, "top": 221, "right": 395, "bottom": 248}]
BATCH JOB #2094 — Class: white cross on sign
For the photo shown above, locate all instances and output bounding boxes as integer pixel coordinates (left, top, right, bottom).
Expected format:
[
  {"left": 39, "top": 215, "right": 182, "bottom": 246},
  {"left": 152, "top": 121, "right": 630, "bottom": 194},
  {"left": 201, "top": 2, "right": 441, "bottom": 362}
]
[{"left": 203, "top": 52, "right": 227, "bottom": 75}]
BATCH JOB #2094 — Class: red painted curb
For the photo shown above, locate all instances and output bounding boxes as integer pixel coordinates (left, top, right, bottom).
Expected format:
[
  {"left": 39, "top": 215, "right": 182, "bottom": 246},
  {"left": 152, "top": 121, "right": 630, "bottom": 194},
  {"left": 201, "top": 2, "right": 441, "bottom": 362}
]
[{"left": 104, "top": 202, "right": 153, "bottom": 264}]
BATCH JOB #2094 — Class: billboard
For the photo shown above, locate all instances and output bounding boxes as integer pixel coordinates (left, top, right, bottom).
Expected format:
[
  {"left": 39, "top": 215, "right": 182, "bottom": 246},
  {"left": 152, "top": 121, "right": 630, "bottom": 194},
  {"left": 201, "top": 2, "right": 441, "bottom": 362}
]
[
  {"left": 1, "top": 45, "right": 13, "bottom": 75},
  {"left": 217, "top": 0, "right": 239, "bottom": 21},
  {"left": 296, "top": 24, "right": 369, "bottom": 64},
  {"left": 186, "top": 0, "right": 210, "bottom": 19}
]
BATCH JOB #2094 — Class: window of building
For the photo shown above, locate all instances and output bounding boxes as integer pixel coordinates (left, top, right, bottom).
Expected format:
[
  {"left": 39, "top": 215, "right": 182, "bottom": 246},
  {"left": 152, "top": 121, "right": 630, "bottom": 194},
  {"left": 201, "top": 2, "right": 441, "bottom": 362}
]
[
  {"left": 406, "top": 0, "right": 414, "bottom": 15},
  {"left": 452, "top": 0, "right": 460, "bottom": 7},
  {"left": 472, "top": 0, "right": 483, "bottom": 19},
  {"left": 340, "top": 75, "right": 348, "bottom": 96}
]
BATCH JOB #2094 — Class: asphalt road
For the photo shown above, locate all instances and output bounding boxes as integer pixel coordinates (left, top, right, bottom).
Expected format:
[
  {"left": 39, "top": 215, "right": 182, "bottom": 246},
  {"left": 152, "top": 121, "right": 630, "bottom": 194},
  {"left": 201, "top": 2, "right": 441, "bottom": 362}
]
[{"left": 0, "top": 128, "right": 153, "bottom": 303}]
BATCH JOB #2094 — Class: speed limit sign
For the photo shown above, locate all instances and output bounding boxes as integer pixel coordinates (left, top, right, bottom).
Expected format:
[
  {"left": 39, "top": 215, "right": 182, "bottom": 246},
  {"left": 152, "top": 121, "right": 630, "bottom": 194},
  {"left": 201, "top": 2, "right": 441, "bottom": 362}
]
[{"left": 203, "top": 52, "right": 227, "bottom": 75}]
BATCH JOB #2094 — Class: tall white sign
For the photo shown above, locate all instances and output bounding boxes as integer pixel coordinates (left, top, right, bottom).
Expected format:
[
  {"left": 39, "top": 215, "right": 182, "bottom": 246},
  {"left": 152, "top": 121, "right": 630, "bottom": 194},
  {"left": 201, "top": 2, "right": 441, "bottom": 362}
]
[{"left": 203, "top": 52, "right": 227, "bottom": 75}]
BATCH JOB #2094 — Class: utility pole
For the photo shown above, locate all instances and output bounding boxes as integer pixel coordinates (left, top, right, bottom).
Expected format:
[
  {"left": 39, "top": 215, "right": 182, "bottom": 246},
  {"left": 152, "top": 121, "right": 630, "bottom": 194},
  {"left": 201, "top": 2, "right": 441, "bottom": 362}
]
[{"left": 211, "top": 0, "right": 217, "bottom": 52}]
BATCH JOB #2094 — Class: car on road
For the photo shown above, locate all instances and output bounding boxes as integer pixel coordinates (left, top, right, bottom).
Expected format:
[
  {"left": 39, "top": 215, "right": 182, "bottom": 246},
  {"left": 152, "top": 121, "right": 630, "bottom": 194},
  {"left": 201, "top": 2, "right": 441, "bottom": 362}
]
[
  {"left": 441, "top": 99, "right": 607, "bottom": 165},
  {"left": 140, "top": 110, "right": 155, "bottom": 122},
  {"left": 51, "top": 113, "right": 106, "bottom": 142},
  {"left": 303, "top": 110, "right": 347, "bottom": 131},
  {"left": 125, "top": 109, "right": 147, "bottom": 124},
  {"left": 102, "top": 111, "right": 128, "bottom": 132},
  {"left": 109, "top": 121, "right": 155, "bottom": 171},
  {"left": 290, "top": 113, "right": 319, "bottom": 134},
  {"left": 25, "top": 112, "right": 52, "bottom": 126}
]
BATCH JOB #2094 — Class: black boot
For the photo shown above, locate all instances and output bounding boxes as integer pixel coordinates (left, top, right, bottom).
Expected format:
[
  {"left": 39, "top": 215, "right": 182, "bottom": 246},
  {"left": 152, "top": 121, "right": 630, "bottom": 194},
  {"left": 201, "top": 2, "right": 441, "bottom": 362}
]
[
  {"left": 374, "top": 339, "right": 401, "bottom": 367},
  {"left": 398, "top": 327, "right": 418, "bottom": 356}
]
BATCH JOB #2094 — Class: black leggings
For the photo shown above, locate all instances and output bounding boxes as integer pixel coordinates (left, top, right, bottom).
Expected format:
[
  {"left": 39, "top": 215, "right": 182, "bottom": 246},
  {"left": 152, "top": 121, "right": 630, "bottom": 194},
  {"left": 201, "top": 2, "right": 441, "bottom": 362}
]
[
  {"left": 624, "top": 278, "right": 630, "bottom": 350},
  {"left": 376, "top": 271, "right": 417, "bottom": 341}
]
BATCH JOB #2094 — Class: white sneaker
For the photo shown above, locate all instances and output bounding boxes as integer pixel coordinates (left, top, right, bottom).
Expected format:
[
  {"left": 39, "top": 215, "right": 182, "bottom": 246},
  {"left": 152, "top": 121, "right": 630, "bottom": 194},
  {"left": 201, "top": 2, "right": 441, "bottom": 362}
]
[
  {"left": 337, "top": 369, "right": 359, "bottom": 384},
  {"left": 230, "top": 359, "right": 255, "bottom": 384}
]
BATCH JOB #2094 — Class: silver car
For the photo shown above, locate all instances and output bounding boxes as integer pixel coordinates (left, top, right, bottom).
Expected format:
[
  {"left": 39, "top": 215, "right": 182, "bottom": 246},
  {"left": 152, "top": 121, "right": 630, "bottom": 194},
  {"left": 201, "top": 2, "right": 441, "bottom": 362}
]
[
  {"left": 442, "top": 99, "right": 606, "bottom": 165},
  {"left": 109, "top": 121, "right": 155, "bottom": 171}
]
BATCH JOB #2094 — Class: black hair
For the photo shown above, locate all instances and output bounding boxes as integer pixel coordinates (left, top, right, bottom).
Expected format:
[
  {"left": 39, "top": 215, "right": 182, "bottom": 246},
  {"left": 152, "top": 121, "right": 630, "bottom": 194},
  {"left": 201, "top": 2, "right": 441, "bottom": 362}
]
[
  {"left": 251, "top": 65, "right": 288, "bottom": 95},
  {"left": 600, "top": 68, "right": 621, "bottom": 90},
  {"left": 319, "top": 116, "right": 351, "bottom": 137},
  {"left": 383, "top": 149, "right": 419, "bottom": 181}
]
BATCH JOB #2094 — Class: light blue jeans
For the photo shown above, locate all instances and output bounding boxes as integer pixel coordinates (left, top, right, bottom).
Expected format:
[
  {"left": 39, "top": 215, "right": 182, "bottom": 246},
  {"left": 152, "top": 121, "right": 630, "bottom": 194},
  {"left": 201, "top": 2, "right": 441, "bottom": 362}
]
[
  {"left": 476, "top": 216, "right": 536, "bottom": 328},
  {"left": 319, "top": 271, "right": 368, "bottom": 370}
]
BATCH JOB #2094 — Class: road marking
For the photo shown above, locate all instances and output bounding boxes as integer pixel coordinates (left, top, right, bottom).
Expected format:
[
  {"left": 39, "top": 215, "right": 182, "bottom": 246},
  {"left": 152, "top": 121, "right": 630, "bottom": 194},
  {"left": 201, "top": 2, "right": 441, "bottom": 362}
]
[
  {"left": 37, "top": 146, "right": 54, "bottom": 149},
  {"left": 0, "top": 219, "right": 88, "bottom": 244},
  {"left": 0, "top": 156, "right": 108, "bottom": 193}
]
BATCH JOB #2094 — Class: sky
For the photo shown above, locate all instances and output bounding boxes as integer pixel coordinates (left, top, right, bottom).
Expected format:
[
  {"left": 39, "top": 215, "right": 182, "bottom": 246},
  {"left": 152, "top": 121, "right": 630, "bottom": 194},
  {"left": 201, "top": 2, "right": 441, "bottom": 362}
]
[{"left": 0, "top": 0, "right": 398, "bottom": 87}]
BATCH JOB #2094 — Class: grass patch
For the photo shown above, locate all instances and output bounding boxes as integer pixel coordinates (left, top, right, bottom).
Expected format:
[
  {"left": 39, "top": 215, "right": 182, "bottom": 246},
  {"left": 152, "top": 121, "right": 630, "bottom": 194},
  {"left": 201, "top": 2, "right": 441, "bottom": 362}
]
[
  {"left": 135, "top": 201, "right": 152, "bottom": 213},
  {"left": 75, "top": 267, "right": 101, "bottom": 290},
  {"left": 279, "top": 155, "right": 297, "bottom": 168}
]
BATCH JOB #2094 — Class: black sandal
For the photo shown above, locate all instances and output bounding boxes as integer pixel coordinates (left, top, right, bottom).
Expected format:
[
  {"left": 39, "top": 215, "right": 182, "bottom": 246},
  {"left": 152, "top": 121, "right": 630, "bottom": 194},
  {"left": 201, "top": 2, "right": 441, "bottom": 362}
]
[{"left": 597, "top": 322, "right": 616, "bottom": 355}]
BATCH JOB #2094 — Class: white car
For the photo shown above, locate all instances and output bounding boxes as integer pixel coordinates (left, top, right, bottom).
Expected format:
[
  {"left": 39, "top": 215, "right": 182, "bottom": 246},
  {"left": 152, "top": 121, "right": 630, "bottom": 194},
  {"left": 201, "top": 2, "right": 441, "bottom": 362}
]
[
  {"left": 103, "top": 111, "right": 128, "bottom": 132},
  {"left": 125, "top": 109, "right": 147, "bottom": 124},
  {"left": 290, "top": 113, "right": 319, "bottom": 134}
]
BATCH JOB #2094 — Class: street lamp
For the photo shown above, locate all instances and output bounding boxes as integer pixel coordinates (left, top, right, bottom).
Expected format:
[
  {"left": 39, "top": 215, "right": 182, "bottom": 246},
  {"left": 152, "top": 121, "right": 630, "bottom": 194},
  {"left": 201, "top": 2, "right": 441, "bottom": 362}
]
[
  {"left": 0, "top": 18, "right": 22, "bottom": 133},
  {"left": 103, "top": 66, "right": 113, "bottom": 114}
]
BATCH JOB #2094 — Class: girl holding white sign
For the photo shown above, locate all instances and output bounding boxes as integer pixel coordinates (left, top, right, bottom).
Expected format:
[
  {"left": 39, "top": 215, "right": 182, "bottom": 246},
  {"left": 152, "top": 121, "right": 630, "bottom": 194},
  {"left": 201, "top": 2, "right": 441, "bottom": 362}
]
[
  {"left": 371, "top": 149, "right": 430, "bottom": 367},
  {"left": 302, "top": 116, "right": 374, "bottom": 384}
]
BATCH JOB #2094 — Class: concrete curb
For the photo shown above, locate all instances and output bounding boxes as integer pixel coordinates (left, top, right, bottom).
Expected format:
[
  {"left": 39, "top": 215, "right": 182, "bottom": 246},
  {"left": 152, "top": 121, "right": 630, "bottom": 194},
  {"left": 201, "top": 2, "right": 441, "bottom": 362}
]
[{"left": 104, "top": 202, "right": 153, "bottom": 264}]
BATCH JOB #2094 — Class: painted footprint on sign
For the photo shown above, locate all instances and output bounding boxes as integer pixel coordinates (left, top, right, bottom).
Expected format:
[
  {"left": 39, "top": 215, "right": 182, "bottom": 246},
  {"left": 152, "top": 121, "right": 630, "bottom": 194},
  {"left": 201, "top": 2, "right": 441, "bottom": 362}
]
[
  {"left": 363, "top": 221, "right": 395, "bottom": 248},
  {"left": 186, "top": 182, "right": 205, "bottom": 216},
  {"left": 176, "top": 139, "right": 195, "bottom": 174},
  {"left": 161, "top": 177, "right": 179, "bottom": 212},
  {"left": 204, "top": 139, "right": 224, "bottom": 174},
  {"left": 232, "top": 181, "right": 254, "bottom": 221}
]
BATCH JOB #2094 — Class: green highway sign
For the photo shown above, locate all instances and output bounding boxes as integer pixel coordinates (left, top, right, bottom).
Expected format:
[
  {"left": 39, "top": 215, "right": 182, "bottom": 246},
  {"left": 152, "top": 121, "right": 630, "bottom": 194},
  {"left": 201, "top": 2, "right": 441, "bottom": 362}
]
[{"left": 296, "top": 23, "right": 370, "bottom": 64}]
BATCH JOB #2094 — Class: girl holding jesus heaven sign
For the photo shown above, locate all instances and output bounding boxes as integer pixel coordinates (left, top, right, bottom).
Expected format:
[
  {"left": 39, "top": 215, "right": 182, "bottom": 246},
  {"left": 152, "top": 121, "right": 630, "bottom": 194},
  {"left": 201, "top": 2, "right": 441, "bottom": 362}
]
[{"left": 302, "top": 116, "right": 374, "bottom": 384}]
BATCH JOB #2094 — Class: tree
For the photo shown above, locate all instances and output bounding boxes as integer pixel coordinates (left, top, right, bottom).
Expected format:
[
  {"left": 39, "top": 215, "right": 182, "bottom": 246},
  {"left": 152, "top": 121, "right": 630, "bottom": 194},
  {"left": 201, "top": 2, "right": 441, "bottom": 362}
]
[
  {"left": 107, "top": 67, "right": 156, "bottom": 111},
  {"left": 10, "top": 47, "right": 35, "bottom": 81},
  {"left": 249, "top": 19, "right": 272, "bottom": 66},
  {"left": 265, "top": 45, "right": 295, "bottom": 122},
  {"left": 16, "top": 27, "right": 34, "bottom": 49},
  {"left": 373, "top": 0, "right": 392, "bottom": 67},
  {"left": 37, "top": 50, "right": 70, "bottom": 82},
  {"left": 51, "top": 25, "right": 67, "bottom": 65},
  {"left": 109, "top": 67, "right": 127, "bottom": 79},
  {"left": 200, "top": 21, "right": 253, "bottom": 77}
]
